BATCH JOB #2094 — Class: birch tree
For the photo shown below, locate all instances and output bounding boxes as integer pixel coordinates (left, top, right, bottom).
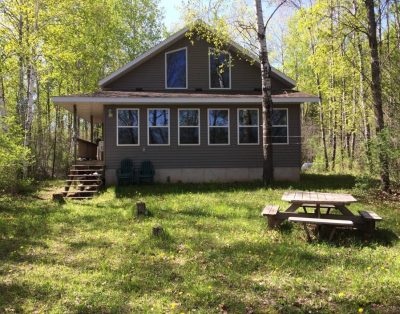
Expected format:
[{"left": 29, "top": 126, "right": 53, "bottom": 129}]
[
  {"left": 255, "top": 0, "right": 274, "bottom": 184},
  {"left": 184, "top": 0, "right": 292, "bottom": 184}
]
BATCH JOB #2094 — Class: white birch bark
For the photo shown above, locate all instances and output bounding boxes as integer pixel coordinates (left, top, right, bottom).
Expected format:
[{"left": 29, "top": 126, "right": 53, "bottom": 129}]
[{"left": 255, "top": 0, "right": 274, "bottom": 184}]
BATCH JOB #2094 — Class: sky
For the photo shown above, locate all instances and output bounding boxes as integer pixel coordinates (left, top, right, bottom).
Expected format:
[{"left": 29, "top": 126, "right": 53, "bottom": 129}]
[
  {"left": 159, "top": 0, "right": 293, "bottom": 32},
  {"left": 159, "top": 0, "right": 183, "bottom": 31},
  {"left": 157, "top": 0, "right": 293, "bottom": 67}
]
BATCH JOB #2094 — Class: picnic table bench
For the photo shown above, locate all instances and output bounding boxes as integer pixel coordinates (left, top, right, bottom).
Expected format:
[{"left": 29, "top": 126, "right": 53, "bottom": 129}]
[{"left": 261, "top": 191, "right": 382, "bottom": 240}]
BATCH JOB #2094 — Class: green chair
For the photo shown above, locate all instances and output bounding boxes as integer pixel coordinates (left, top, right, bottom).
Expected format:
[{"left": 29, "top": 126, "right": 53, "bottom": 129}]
[
  {"left": 139, "top": 160, "right": 155, "bottom": 184},
  {"left": 116, "top": 159, "right": 135, "bottom": 185}
]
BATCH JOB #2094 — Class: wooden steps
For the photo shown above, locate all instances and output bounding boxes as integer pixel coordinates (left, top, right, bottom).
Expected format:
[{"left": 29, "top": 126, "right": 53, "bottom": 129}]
[
  {"left": 68, "top": 196, "right": 94, "bottom": 200},
  {"left": 64, "top": 163, "right": 104, "bottom": 200},
  {"left": 69, "top": 169, "right": 104, "bottom": 173}
]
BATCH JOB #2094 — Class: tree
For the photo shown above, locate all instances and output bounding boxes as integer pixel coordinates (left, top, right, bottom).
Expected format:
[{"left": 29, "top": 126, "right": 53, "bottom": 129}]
[
  {"left": 283, "top": 0, "right": 399, "bottom": 187},
  {"left": 184, "top": 0, "right": 291, "bottom": 185},
  {"left": 0, "top": 0, "right": 164, "bottom": 184},
  {"left": 255, "top": 0, "right": 275, "bottom": 184},
  {"left": 364, "top": 0, "right": 391, "bottom": 192}
]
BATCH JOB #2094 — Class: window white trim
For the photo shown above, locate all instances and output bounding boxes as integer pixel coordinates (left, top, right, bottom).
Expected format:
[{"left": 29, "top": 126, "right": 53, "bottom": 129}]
[
  {"left": 165, "top": 47, "right": 188, "bottom": 90},
  {"left": 147, "top": 108, "right": 170, "bottom": 146},
  {"left": 237, "top": 108, "right": 259, "bottom": 145},
  {"left": 178, "top": 108, "right": 201, "bottom": 146},
  {"left": 272, "top": 108, "right": 289, "bottom": 145},
  {"left": 208, "top": 47, "right": 232, "bottom": 90},
  {"left": 116, "top": 108, "right": 140, "bottom": 146},
  {"left": 207, "top": 108, "right": 230, "bottom": 145}
]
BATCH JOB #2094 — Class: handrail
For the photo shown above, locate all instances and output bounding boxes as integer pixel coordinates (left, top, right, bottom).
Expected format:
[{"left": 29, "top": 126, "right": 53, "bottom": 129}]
[{"left": 76, "top": 138, "right": 96, "bottom": 145}]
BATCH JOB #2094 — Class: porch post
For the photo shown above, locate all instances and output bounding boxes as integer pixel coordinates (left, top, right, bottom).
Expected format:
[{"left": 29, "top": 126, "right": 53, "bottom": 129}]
[
  {"left": 90, "top": 114, "right": 94, "bottom": 143},
  {"left": 73, "top": 104, "right": 77, "bottom": 163}
]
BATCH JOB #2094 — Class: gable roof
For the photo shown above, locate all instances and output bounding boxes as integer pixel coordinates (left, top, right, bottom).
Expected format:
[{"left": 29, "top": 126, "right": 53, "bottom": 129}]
[{"left": 99, "top": 26, "right": 296, "bottom": 88}]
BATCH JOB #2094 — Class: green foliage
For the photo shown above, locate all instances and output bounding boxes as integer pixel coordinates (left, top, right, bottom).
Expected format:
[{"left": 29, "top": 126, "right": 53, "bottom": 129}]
[
  {"left": 0, "top": 178, "right": 399, "bottom": 312},
  {"left": 368, "top": 128, "right": 400, "bottom": 182},
  {"left": 0, "top": 0, "right": 165, "bottom": 182},
  {"left": 284, "top": 0, "right": 400, "bottom": 184},
  {"left": 0, "top": 117, "right": 32, "bottom": 192}
]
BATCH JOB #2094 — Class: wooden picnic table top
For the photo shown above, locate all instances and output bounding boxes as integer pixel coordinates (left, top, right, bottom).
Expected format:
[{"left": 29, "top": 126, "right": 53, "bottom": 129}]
[{"left": 282, "top": 191, "right": 357, "bottom": 205}]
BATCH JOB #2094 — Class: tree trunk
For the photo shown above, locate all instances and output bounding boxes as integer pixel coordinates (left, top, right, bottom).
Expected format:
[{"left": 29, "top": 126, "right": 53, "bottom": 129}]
[
  {"left": 356, "top": 38, "right": 373, "bottom": 172},
  {"left": 51, "top": 106, "right": 59, "bottom": 179},
  {"left": 0, "top": 76, "right": 5, "bottom": 116},
  {"left": 331, "top": 110, "right": 337, "bottom": 171},
  {"left": 17, "top": 13, "right": 25, "bottom": 128},
  {"left": 255, "top": 0, "right": 274, "bottom": 185},
  {"left": 340, "top": 79, "right": 345, "bottom": 171},
  {"left": 308, "top": 30, "right": 329, "bottom": 171},
  {"left": 393, "top": 0, "right": 400, "bottom": 48},
  {"left": 364, "top": 0, "right": 391, "bottom": 192}
]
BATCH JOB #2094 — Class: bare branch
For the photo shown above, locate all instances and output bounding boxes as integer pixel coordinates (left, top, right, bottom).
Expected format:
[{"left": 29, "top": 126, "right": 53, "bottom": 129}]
[{"left": 264, "top": 0, "right": 288, "bottom": 29}]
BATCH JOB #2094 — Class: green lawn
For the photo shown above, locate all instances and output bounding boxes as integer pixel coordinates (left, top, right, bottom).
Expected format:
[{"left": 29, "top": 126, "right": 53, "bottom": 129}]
[{"left": 0, "top": 175, "right": 399, "bottom": 313}]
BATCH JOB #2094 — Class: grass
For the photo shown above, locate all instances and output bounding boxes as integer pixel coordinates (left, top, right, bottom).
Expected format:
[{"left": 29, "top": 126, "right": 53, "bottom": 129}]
[{"left": 0, "top": 174, "right": 399, "bottom": 313}]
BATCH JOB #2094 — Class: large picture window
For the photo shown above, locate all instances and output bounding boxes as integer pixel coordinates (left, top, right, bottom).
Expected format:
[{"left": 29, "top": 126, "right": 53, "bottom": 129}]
[
  {"left": 117, "top": 109, "right": 139, "bottom": 145},
  {"left": 271, "top": 109, "right": 289, "bottom": 144},
  {"left": 208, "top": 109, "right": 229, "bottom": 145},
  {"left": 209, "top": 48, "right": 231, "bottom": 89},
  {"left": 178, "top": 109, "right": 200, "bottom": 145},
  {"left": 165, "top": 47, "right": 187, "bottom": 89},
  {"left": 148, "top": 109, "right": 170, "bottom": 145},
  {"left": 238, "top": 109, "right": 259, "bottom": 144}
]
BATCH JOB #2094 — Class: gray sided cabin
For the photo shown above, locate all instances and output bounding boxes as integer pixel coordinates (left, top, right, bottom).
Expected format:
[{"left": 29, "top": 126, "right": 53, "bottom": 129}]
[{"left": 53, "top": 26, "right": 319, "bottom": 185}]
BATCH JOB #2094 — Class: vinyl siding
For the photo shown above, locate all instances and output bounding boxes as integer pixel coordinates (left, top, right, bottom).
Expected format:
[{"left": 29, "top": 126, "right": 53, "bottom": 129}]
[
  {"left": 105, "top": 36, "right": 291, "bottom": 92},
  {"left": 104, "top": 104, "right": 301, "bottom": 170}
]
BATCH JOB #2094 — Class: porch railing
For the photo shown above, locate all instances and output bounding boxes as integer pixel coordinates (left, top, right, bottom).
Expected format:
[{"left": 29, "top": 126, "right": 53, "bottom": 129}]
[{"left": 77, "top": 138, "right": 97, "bottom": 160}]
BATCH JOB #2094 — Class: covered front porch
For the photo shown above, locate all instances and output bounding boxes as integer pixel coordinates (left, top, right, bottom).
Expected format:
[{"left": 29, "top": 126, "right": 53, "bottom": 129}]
[{"left": 54, "top": 100, "right": 105, "bottom": 163}]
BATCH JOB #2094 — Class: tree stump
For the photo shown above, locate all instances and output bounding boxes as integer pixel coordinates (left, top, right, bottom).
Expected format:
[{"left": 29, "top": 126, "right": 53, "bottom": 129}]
[
  {"left": 52, "top": 193, "right": 64, "bottom": 203},
  {"left": 152, "top": 225, "right": 164, "bottom": 237},
  {"left": 136, "top": 202, "right": 147, "bottom": 216}
]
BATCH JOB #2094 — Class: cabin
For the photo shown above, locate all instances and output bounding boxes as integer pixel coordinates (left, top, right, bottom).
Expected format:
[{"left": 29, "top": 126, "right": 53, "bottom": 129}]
[{"left": 53, "top": 26, "right": 318, "bottom": 187}]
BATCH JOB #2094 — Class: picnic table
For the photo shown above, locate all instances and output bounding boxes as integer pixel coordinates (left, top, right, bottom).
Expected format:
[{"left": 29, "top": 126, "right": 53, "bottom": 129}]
[
  {"left": 281, "top": 191, "right": 357, "bottom": 216},
  {"left": 261, "top": 191, "right": 382, "bottom": 241}
]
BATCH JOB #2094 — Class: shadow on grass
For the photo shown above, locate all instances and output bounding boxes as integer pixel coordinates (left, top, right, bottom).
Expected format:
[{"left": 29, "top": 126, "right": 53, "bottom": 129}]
[
  {"left": 0, "top": 197, "right": 58, "bottom": 310},
  {"left": 114, "top": 174, "right": 358, "bottom": 199},
  {"left": 285, "top": 224, "right": 398, "bottom": 247},
  {"left": 0, "top": 282, "right": 58, "bottom": 312},
  {"left": 0, "top": 197, "right": 55, "bottom": 262},
  {"left": 328, "top": 227, "right": 399, "bottom": 247}
]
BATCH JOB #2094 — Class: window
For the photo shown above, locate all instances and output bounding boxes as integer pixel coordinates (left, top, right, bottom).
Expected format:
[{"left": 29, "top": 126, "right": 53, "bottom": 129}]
[
  {"left": 148, "top": 109, "right": 170, "bottom": 145},
  {"left": 271, "top": 109, "right": 289, "bottom": 144},
  {"left": 117, "top": 109, "right": 139, "bottom": 146},
  {"left": 208, "top": 109, "right": 229, "bottom": 145},
  {"left": 165, "top": 47, "right": 187, "bottom": 89},
  {"left": 178, "top": 109, "right": 200, "bottom": 145},
  {"left": 238, "top": 109, "right": 259, "bottom": 145},
  {"left": 209, "top": 48, "right": 231, "bottom": 89}
]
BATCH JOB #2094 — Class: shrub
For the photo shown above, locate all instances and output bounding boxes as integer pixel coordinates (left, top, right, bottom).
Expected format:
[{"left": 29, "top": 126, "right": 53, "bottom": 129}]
[{"left": 0, "top": 117, "right": 32, "bottom": 193}]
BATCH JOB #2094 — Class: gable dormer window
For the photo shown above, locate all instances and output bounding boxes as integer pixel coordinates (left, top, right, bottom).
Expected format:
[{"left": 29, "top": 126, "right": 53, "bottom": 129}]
[
  {"left": 165, "top": 47, "right": 188, "bottom": 89},
  {"left": 209, "top": 48, "right": 231, "bottom": 89}
]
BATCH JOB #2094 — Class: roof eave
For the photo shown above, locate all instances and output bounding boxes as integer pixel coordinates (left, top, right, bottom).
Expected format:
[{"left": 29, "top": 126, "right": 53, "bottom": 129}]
[{"left": 52, "top": 96, "right": 319, "bottom": 104}]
